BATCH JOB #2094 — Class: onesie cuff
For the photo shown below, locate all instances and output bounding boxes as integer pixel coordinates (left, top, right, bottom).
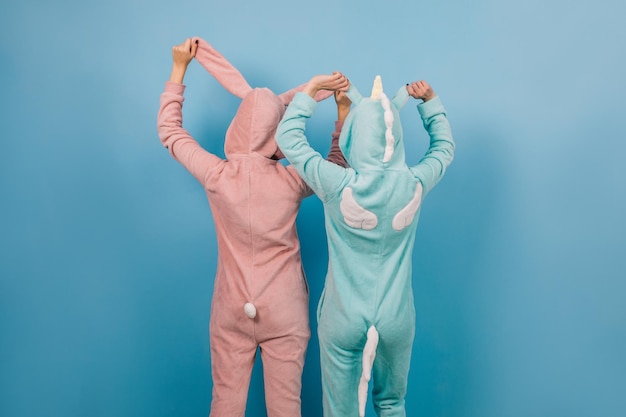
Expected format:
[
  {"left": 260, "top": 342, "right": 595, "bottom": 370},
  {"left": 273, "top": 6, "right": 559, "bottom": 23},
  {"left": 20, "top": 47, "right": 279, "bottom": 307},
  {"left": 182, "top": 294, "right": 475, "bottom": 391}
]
[
  {"left": 417, "top": 96, "right": 445, "bottom": 120},
  {"left": 164, "top": 81, "right": 186, "bottom": 95},
  {"left": 291, "top": 92, "right": 318, "bottom": 116}
]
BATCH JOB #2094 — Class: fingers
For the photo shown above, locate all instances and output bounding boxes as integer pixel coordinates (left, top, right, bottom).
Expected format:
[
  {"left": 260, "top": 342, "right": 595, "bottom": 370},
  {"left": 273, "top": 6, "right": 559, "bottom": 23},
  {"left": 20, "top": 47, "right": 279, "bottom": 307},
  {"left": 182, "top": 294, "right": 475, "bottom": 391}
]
[
  {"left": 335, "top": 77, "right": 350, "bottom": 91},
  {"left": 172, "top": 38, "right": 193, "bottom": 53},
  {"left": 328, "top": 72, "right": 346, "bottom": 83},
  {"left": 406, "top": 83, "right": 416, "bottom": 97},
  {"left": 316, "top": 72, "right": 349, "bottom": 91},
  {"left": 190, "top": 38, "right": 199, "bottom": 57},
  {"left": 410, "top": 81, "right": 423, "bottom": 92},
  {"left": 407, "top": 80, "right": 431, "bottom": 99},
  {"left": 415, "top": 80, "right": 431, "bottom": 94},
  {"left": 407, "top": 82, "right": 424, "bottom": 98},
  {"left": 172, "top": 38, "right": 197, "bottom": 60},
  {"left": 331, "top": 72, "right": 350, "bottom": 91},
  {"left": 305, "top": 72, "right": 349, "bottom": 97},
  {"left": 334, "top": 90, "right": 352, "bottom": 106},
  {"left": 171, "top": 38, "right": 197, "bottom": 67}
]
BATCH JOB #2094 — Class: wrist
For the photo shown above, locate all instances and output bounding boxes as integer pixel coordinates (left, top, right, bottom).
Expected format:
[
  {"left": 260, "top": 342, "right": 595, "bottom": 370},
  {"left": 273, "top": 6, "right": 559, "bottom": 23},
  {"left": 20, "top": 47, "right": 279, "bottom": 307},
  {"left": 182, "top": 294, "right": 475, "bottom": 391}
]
[
  {"left": 303, "top": 83, "right": 320, "bottom": 98},
  {"left": 169, "top": 63, "right": 188, "bottom": 84},
  {"left": 422, "top": 91, "right": 436, "bottom": 102}
]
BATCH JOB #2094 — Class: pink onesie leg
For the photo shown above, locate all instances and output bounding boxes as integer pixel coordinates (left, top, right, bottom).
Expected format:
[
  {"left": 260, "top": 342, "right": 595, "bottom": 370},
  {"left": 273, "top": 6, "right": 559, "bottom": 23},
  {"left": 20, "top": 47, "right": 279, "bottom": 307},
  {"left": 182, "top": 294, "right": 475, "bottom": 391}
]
[
  {"left": 260, "top": 332, "right": 310, "bottom": 417},
  {"left": 209, "top": 316, "right": 257, "bottom": 417}
]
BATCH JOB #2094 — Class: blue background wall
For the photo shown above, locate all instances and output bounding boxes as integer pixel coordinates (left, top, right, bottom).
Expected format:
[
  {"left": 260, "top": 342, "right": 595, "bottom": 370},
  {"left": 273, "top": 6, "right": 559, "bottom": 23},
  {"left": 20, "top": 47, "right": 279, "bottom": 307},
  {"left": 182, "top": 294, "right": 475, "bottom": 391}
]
[{"left": 1, "top": 1, "right": 625, "bottom": 416}]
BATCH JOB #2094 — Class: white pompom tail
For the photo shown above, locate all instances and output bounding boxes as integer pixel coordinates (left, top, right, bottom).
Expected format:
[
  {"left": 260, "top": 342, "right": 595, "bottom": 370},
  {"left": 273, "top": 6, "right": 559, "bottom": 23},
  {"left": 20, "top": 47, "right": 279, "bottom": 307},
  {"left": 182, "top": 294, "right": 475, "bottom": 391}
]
[
  {"left": 358, "top": 326, "right": 379, "bottom": 417},
  {"left": 244, "top": 302, "right": 257, "bottom": 319}
]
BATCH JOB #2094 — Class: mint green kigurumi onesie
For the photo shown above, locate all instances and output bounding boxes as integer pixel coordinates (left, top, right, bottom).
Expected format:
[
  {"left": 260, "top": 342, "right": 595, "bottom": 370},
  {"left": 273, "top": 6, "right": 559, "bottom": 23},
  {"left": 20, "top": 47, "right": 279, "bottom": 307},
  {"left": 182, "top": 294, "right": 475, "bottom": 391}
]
[{"left": 276, "top": 77, "right": 455, "bottom": 417}]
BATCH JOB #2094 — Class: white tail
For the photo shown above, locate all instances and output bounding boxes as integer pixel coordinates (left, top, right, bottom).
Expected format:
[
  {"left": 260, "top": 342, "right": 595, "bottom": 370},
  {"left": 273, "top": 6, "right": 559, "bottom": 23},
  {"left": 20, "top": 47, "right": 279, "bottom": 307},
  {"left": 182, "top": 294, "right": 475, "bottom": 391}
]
[{"left": 358, "top": 326, "right": 379, "bottom": 417}]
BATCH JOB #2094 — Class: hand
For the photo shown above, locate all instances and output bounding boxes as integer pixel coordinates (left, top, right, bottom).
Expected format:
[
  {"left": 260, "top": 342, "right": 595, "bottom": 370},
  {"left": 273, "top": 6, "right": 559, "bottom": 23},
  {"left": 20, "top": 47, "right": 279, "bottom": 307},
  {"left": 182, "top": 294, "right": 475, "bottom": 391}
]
[
  {"left": 172, "top": 38, "right": 198, "bottom": 67},
  {"left": 334, "top": 90, "right": 351, "bottom": 121},
  {"left": 303, "top": 72, "right": 350, "bottom": 98},
  {"left": 169, "top": 38, "right": 198, "bottom": 83},
  {"left": 407, "top": 80, "right": 435, "bottom": 102}
]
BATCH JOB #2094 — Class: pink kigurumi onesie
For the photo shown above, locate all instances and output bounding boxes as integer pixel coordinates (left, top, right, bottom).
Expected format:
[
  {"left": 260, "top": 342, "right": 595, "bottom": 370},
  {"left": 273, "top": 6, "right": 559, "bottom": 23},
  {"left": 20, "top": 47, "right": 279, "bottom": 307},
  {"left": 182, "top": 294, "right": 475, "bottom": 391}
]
[{"left": 157, "top": 38, "right": 346, "bottom": 417}]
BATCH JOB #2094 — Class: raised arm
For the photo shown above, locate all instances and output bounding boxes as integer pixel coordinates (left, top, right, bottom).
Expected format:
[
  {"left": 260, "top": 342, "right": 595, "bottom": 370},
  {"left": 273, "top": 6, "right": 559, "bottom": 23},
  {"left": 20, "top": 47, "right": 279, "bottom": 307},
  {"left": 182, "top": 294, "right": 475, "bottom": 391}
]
[
  {"left": 277, "top": 73, "right": 352, "bottom": 202},
  {"left": 157, "top": 38, "right": 223, "bottom": 186},
  {"left": 407, "top": 81, "right": 455, "bottom": 196},
  {"left": 325, "top": 91, "right": 351, "bottom": 168}
]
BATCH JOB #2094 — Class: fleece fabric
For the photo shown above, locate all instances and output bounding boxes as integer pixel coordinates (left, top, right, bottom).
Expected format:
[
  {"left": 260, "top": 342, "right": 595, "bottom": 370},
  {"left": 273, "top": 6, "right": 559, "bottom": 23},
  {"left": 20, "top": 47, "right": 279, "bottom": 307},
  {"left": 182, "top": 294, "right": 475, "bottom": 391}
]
[
  {"left": 276, "top": 81, "right": 455, "bottom": 417},
  {"left": 157, "top": 38, "right": 346, "bottom": 417}
]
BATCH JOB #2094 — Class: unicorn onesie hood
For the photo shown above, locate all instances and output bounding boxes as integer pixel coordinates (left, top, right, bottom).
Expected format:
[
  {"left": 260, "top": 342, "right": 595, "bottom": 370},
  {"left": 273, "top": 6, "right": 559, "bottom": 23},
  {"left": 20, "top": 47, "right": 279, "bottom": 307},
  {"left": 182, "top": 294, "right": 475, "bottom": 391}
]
[
  {"left": 276, "top": 76, "right": 455, "bottom": 417},
  {"left": 157, "top": 38, "right": 344, "bottom": 417}
]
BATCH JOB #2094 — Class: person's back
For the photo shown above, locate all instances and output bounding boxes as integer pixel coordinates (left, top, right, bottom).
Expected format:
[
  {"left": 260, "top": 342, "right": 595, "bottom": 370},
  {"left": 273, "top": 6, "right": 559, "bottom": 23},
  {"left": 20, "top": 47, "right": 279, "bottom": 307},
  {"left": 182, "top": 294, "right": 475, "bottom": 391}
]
[
  {"left": 320, "top": 93, "right": 424, "bottom": 331},
  {"left": 157, "top": 38, "right": 346, "bottom": 417},
  {"left": 197, "top": 87, "right": 311, "bottom": 322},
  {"left": 276, "top": 75, "right": 455, "bottom": 417}
]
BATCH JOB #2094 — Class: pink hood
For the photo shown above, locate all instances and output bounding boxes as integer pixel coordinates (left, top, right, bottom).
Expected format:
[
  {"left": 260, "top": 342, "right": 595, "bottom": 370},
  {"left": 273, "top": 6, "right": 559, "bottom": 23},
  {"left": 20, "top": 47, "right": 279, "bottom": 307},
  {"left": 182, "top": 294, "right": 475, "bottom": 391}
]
[{"left": 224, "top": 88, "right": 285, "bottom": 159}]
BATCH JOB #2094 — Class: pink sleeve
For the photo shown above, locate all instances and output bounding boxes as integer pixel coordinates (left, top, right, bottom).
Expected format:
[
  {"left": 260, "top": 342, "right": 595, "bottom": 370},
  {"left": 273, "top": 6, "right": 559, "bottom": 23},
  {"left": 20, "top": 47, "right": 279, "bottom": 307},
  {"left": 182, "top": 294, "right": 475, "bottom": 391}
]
[
  {"left": 325, "top": 120, "right": 349, "bottom": 168},
  {"left": 157, "top": 81, "right": 223, "bottom": 186}
]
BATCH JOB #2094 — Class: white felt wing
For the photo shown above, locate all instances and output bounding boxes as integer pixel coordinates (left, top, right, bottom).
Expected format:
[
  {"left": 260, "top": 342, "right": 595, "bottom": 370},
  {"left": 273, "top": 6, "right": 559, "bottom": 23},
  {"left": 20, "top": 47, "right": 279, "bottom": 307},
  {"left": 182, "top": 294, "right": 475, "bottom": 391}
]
[
  {"left": 340, "top": 187, "right": 378, "bottom": 230},
  {"left": 391, "top": 183, "right": 423, "bottom": 231}
]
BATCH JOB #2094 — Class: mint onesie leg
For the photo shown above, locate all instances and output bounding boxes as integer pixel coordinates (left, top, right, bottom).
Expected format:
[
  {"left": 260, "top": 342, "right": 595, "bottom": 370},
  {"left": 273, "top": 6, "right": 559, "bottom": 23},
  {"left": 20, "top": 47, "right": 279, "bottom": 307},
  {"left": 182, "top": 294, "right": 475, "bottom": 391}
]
[
  {"left": 319, "top": 339, "right": 362, "bottom": 416},
  {"left": 370, "top": 332, "right": 414, "bottom": 417},
  {"left": 318, "top": 313, "right": 367, "bottom": 417}
]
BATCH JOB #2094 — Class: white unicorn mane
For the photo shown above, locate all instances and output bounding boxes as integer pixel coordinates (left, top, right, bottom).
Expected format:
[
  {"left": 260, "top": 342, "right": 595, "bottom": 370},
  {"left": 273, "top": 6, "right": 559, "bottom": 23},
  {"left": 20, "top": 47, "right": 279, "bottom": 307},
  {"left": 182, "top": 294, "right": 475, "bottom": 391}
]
[{"left": 380, "top": 92, "right": 395, "bottom": 163}]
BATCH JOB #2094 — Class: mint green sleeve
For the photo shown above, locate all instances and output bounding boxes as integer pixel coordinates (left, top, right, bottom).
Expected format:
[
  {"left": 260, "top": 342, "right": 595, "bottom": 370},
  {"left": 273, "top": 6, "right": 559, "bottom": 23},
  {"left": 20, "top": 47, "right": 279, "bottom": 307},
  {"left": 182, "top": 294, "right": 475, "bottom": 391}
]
[
  {"left": 409, "top": 96, "right": 455, "bottom": 195},
  {"left": 276, "top": 92, "right": 351, "bottom": 202}
]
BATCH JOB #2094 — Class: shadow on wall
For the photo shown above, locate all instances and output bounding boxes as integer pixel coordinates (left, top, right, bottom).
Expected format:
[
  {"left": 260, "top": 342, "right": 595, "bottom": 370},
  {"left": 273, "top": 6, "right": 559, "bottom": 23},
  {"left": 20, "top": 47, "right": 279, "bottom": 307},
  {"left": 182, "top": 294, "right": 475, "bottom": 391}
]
[{"left": 407, "top": 124, "right": 512, "bottom": 417}]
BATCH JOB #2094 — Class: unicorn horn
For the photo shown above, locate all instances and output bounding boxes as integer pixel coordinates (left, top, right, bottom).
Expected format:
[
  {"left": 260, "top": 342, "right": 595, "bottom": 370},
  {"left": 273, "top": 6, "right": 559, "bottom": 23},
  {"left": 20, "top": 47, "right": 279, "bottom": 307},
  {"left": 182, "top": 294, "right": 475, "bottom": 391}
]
[{"left": 370, "top": 75, "right": 383, "bottom": 100}]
